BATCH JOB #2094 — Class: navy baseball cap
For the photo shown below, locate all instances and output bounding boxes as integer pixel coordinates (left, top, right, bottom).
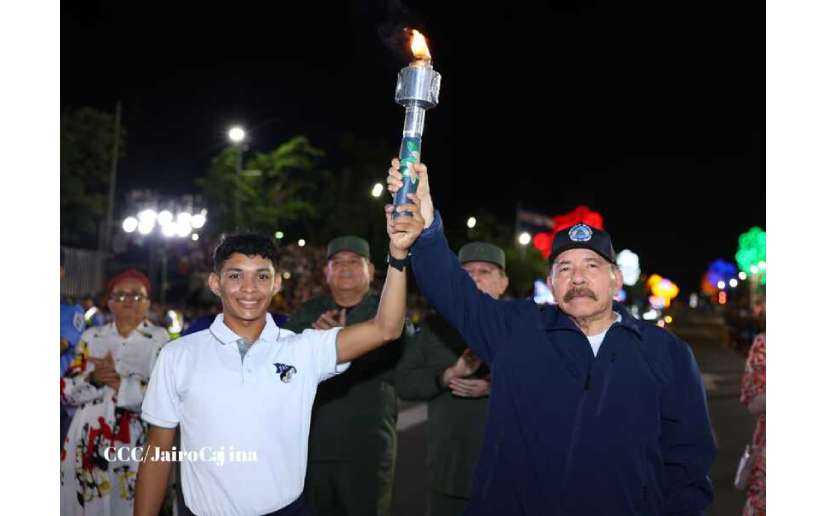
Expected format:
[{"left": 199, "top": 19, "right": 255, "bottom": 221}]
[{"left": 548, "top": 224, "right": 616, "bottom": 265}]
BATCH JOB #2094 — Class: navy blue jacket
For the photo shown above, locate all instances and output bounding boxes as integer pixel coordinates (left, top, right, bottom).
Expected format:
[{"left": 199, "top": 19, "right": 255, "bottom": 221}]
[{"left": 411, "top": 212, "right": 716, "bottom": 516}]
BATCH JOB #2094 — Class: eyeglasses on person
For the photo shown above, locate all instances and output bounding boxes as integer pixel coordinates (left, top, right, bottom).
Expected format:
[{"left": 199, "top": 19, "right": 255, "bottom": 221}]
[{"left": 110, "top": 292, "right": 148, "bottom": 303}]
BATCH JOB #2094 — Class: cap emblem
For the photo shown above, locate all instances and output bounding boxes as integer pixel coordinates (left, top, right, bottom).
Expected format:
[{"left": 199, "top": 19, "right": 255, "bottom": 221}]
[{"left": 568, "top": 224, "right": 593, "bottom": 242}]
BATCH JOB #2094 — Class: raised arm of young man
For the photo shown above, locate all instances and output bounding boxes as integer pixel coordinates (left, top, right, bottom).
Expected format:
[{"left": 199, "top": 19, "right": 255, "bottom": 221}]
[
  {"left": 386, "top": 160, "right": 526, "bottom": 365},
  {"left": 333, "top": 197, "right": 425, "bottom": 364}
]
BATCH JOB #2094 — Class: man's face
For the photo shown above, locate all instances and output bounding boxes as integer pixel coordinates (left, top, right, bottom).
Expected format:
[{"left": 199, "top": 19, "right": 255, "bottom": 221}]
[
  {"left": 107, "top": 278, "right": 151, "bottom": 323},
  {"left": 462, "top": 261, "right": 508, "bottom": 300},
  {"left": 324, "top": 251, "right": 373, "bottom": 296},
  {"left": 548, "top": 248, "right": 622, "bottom": 321},
  {"left": 208, "top": 253, "right": 281, "bottom": 324}
]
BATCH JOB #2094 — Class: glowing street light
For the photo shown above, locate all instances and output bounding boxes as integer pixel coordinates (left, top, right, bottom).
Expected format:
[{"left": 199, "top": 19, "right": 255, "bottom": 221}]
[
  {"left": 298, "top": 239, "right": 306, "bottom": 247},
  {"left": 122, "top": 216, "right": 138, "bottom": 233},
  {"left": 729, "top": 278, "right": 738, "bottom": 288},
  {"left": 158, "top": 210, "right": 174, "bottom": 226},
  {"left": 518, "top": 231, "right": 532, "bottom": 246},
  {"left": 227, "top": 126, "right": 246, "bottom": 144},
  {"left": 738, "top": 271, "right": 747, "bottom": 280},
  {"left": 138, "top": 209, "right": 158, "bottom": 225},
  {"left": 137, "top": 220, "right": 153, "bottom": 235},
  {"left": 371, "top": 183, "right": 384, "bottom": 198},
  {"left": 191, "top": 212, "right": 206, "bottom": 229},
  {"left": 467, "top": 216, "right": 477, "bottom": 229},
  {"left": 275, "top": 231, "right": 284, "bottom": 240},
  {"left": 716, "top": 280, "right": 726, "bottom": 290},
  {"left": 161, "top": 222, "right": 177, "bottom": 238},
  {"left": 191, "top": 233, "right": 199, "bottom": 241}
]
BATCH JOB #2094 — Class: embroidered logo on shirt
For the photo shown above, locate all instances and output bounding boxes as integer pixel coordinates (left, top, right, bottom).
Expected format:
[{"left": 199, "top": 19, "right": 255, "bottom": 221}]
[
  {"left": 568, "top": 224, "right": 593, "bottom": 242},
  {"left": 274, "top": 363, "right": 297, "bottom": 383}
]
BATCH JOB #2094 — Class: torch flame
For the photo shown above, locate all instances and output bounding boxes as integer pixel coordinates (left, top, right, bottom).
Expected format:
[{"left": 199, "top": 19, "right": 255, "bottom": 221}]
[{"left": 410, "top": 29, "right": 431, "bottom": 61}]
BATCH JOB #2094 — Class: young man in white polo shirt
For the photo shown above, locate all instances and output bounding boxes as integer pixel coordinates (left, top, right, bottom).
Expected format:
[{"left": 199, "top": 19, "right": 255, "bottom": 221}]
[{"left": 134, "top": 198, "right": 425, "bottom": 516}]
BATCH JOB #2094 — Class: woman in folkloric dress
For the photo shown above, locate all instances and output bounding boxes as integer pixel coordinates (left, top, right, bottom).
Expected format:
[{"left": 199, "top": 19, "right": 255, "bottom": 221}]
[
  {"left": 740, "top": 331, "right": 766, "bottom": 516},
  {"left": 61, "top": 269, "right": 169, "bottom": 515}
]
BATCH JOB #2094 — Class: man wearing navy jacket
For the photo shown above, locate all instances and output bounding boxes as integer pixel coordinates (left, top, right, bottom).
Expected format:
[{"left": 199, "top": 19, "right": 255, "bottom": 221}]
[{"left": 385, "top": 159, "right": 716, "bottom": 515}]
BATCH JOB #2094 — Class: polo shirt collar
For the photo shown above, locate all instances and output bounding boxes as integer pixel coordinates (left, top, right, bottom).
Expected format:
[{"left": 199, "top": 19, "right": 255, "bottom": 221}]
[{"left": 209, "top": 312, "right": 280, "bottom": 345}]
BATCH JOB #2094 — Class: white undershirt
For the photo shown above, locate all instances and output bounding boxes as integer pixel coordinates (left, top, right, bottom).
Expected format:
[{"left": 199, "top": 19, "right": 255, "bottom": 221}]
[{"left": 585, "top": 312, "right": 622, "bottom": 357}]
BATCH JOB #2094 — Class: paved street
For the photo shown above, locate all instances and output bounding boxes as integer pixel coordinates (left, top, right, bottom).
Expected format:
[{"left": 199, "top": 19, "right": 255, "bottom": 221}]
[{"left": 391, "top": 308, "right": 754, "bottom": 516}]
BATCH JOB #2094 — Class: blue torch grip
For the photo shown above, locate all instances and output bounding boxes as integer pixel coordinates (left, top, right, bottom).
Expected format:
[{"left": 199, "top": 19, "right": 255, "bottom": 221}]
[{"left": 393, "top": 135, "right": 422, "bottom": 217}]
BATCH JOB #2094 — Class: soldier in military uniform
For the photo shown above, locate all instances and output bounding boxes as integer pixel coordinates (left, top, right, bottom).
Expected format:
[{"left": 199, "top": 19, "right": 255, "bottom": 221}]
[
  {"left": 283, "top": 236, "right": 406, "bottom": 516},
  {"left": 394, "top": 242, "right": 509, "bottom": 516}
]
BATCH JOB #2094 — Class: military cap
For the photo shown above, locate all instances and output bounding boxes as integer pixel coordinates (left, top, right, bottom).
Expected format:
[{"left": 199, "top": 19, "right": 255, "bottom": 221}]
[
  {"left": 327, "top": 235, "right": 371, "bottom": 260},
  {"left": 458, "top": 242, "right": 506, "bottom": 270}
]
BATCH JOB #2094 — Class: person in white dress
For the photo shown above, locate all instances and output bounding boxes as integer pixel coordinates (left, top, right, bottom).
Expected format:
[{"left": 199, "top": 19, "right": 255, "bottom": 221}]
[{"left": 61, "top": 269, "right": 170, "bottom": 515}]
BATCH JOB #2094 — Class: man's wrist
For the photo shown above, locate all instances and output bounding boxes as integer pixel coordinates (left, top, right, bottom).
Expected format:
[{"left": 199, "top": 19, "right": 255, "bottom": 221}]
[{"left": 389, "top": 246, "right": 409, "bottom": 260}]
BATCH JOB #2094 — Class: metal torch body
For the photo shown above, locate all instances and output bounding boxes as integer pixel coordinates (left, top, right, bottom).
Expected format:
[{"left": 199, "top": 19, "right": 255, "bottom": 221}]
[{"left": 393, "top": 61, "right": 440, "bottom": 216}]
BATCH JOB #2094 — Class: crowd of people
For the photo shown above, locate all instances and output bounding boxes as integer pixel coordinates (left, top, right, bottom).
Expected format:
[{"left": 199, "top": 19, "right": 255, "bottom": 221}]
[{"left": 58, "top": 160, "right": 765, "bottom": 516}]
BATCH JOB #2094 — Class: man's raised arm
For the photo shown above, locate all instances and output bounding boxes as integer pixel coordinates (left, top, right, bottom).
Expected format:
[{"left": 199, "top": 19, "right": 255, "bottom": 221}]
[
  {"left": 386, "top": 160, "right": 520, "bottom": 364},
  {"left": 334, "top": 195, "right": 424, "bottom": 364}
]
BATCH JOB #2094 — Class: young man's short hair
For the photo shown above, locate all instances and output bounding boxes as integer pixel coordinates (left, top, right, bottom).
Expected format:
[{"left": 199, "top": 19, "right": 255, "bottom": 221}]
[{"left": 212, "top": 232, "right": 279, "bottom": 273}]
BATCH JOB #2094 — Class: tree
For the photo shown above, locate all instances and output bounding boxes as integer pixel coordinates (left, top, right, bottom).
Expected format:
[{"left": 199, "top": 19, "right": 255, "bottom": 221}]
[
  {"left": 311, "top": 134, "right": 396, "bottom": 252},
  {"left": 197, "top": 136, "right": 326, "bottom": 236},
  {"left": 61, "top": 107, "right": 125, "bottom": 248}
]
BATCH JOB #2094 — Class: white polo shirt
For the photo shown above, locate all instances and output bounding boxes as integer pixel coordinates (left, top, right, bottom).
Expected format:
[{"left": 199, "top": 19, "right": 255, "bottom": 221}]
[{"left": 142, "top": 313, "right": 349, "bottom": 516}]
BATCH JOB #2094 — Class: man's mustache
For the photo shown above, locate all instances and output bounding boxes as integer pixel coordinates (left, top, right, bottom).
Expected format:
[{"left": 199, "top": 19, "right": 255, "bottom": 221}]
[{"left": 564, "top": 288, "right": 597, "bottom": 302}]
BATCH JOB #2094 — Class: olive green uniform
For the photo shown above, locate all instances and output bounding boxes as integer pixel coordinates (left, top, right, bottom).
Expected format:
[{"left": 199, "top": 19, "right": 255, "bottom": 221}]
[
  {"left": 394, "top": 315, "right": 490, "bottom": 516},
  {"left": 283, "top": 293, "right": 405, "bottom": 516}
]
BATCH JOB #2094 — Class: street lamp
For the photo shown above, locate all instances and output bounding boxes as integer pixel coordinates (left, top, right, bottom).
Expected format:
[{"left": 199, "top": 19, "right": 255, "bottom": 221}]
[
  {"left": 371, "top": 183, "right": 384, "bottom": 198},
  {"left": 227, "top": 126, "right": 246, "bottom": 144},
  {"left": 122, "top": 216, "right": 138, "bottom": 233},
  {"left": 467, "top": 216, "right": 477, "bottom": 229},
  {"left": 518, "top": 231, "right": 532, "bottom": 246},
  {"left": 227, "top": 125, "right": 247, "bottom": 228}
]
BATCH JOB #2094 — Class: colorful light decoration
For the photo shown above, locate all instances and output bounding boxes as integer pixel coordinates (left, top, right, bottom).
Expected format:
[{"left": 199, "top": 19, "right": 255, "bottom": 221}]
[
  {"left": 700, "top": 272, "right": 717, "bottom": 296},
  {"left": 647, "top": 274, "right": 680, "bottom": 307},
  {"left": 706, "top": 258, "right": 737, "bottom": 288},
  {"left": 735, "top": 226, "right": 766, "bottom": 284},
  {"left": 616, "top": 249, "right": 641, "bottom": 286},
  {"left": 532, "top": 205, "right": 605, "bottom": 258}
]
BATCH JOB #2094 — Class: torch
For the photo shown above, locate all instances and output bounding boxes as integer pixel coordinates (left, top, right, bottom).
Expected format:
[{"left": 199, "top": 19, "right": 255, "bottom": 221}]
[{"left": 393, "top": 29, "right": 441, "bottom": 217}]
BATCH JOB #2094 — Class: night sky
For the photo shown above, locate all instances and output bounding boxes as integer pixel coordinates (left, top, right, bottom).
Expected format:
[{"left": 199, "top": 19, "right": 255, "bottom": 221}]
[{"left": 61, "top": 1, "right": 765, "bottom": 290}]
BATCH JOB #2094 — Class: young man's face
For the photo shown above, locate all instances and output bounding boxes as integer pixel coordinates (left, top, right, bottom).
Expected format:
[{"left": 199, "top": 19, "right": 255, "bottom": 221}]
[
  {"left": 462, "top": 261, "right": 508, "bottom": 300},
  {"left": 208, "top": 253, "right": 282, "bottom": 324},
  {"left": 548, "top": 248, "right": 622, "bottom": 321},
  {"left": 107, "top": 278, "right": 151, "bottom": 323},
  {"left": 324, "top": 251, "right": 373, "bottom": 296}
]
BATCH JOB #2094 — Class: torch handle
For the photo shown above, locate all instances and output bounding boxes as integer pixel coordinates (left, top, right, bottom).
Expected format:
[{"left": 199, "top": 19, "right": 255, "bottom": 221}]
[{"left": 392, "top": 135, "right": 422, "bottom": 218}]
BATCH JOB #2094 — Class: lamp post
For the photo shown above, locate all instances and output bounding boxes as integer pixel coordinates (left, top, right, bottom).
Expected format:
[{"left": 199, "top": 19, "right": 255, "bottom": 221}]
[{"left": 228, "top": 125, "right": 247, "bottom": 228}]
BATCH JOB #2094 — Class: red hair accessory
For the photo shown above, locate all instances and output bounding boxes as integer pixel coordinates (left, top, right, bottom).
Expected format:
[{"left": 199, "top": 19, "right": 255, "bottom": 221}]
[{"left": 106, "top": 268, "right": 152, "bottom": 298}]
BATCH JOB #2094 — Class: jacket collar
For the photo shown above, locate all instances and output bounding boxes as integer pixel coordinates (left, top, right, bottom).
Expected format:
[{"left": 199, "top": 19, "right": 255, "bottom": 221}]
[
  {"left": 210, "top": 313, "right": 280, "bottom": 345},
  {"left": 539, "top": 301, "right": 642, "bottom": 338}
]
